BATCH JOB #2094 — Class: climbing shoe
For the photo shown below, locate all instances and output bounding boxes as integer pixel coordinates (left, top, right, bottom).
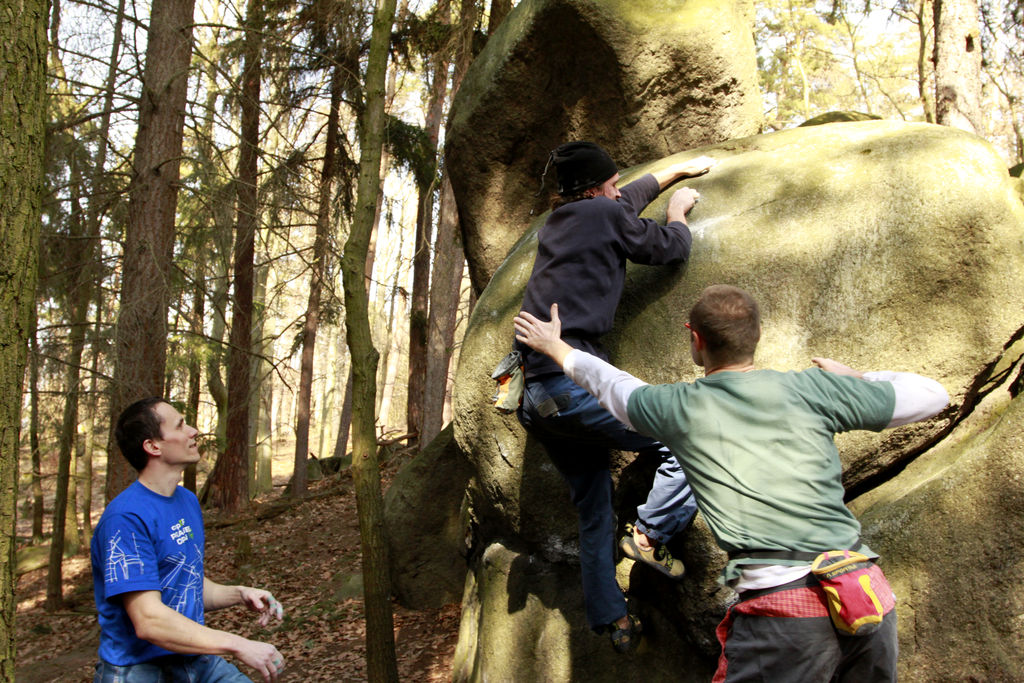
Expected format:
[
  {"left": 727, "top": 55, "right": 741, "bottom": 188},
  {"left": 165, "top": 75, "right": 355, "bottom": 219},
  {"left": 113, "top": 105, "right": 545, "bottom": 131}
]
[
  {"left": 608, "top": 613, "right": 643, "bottom": 654},
  {"left": 619, "top": 522, "right": 685, "bottom": 580}
]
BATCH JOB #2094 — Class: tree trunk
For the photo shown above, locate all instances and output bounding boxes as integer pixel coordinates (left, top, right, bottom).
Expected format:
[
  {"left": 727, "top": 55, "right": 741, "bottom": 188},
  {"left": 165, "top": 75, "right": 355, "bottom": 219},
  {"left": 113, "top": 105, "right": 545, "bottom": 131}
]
[
  {"left": 0, "top": 0, "right": 46, "bottom": 670},
  {"left": 250, "top": 261, "right": 273, "bottom": 496},
  {"left": 104, "top": 0, "right": 197, "bottom": 502},
  {"left": 78, "top": 0, "right": 126, "bottom": 534},
  {"left": 206, "top": 0, "right": 262, "bottom": 513},
  {"left": 406, "top": 199, "right": 431, "bottom": 444},
  {"left": 421, "top": 0, "right": 475, "bottom": 445},
  {"left": 255, "top": 379, "right": 274, "bottom": 493},
  {"left": 406, "top": 0, "right": 450, "bottom": 449},
  {"left": 341, "top": 0, "right": 399, "bottom": 678},
  {"left": 67, "top": 437, "right": 80, "bottom": 553},
  {"left": 916, "top": 0, "right": 937, "bottom": 123},
  {"left": 376, "top": 271, "right": 405, "bottom": 428},
  {"left": 206, "top": 268, "right": 230, "bottom": 454},
  {"left": 29, "top": 311, "right": 44, "bottom": 544},
  {"left": 81, "top": 412, "right": 96, "bottom": 542},
  {"left": 422, "top": 178, "right": 466, "bottom": 444},
  {"left": 333, "top": 369, "right": 354, "bottom": 460},
  {"left": 81, "top": 325, "right": 102, "bottom": 544},
  {"left": 47, "top": 142, "right": 92, "bottom": 608},
  {"left": 487, "top": 0, "right": 510, "bottom": 32},
  {"left": 332, "top": 179, "right": 385, "bottom": 464},
  {"left": 184, "top": 261, "right": 204, "bottom": 494},
  {"left": 317, "top": 333, "right": 337, "bottom": 460},
  {"left": 933, "top": 0, "right": 984, "bottom": 132},
  {"left": 193, "top": 21, "right": 229, "bottom": 470},
  {"left": 292, "top": 64, "right": 343, "bottom": 497}
]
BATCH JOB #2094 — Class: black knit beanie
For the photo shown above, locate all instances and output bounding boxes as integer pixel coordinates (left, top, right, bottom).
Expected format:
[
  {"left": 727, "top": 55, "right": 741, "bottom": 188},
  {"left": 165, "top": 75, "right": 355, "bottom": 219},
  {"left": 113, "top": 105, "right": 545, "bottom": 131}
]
[{"left": 551, "top": 141, "right": 617, "bottom": 195}]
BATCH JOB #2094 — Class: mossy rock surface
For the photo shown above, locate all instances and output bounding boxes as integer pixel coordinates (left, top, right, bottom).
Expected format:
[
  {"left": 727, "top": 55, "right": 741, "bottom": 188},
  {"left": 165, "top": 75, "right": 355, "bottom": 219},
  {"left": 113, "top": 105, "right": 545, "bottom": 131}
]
[
  {"left": 800, "top": 110, "right": 881, "bottom": 126},
  {"left": 851, "top": 384, "right": 1024, "bottom": 680},
  {"left": 450, "top": 120, "right": 1024, "bottom": 676},
  {"left": 446, "top": 0, "right": 762, "bottom": 292},
  {"left": 452, "top": 541, "right": 714, "bottom": 682},
  {"left": 384, "top": 424, "right": 472, "bottom": 609}
]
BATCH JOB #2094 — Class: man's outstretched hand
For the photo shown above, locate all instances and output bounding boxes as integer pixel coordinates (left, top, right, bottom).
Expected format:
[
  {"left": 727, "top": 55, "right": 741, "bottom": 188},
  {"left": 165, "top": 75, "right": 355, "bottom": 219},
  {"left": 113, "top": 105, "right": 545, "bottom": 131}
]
[
  {"left": 513, "top": 304, "right": 574, "bottom": 367},
  {"left": 812, "top": 357, "right": 865, "bottom": 378},
  {"left": 653, "top": 155, "right": 717, "bottom": 189},
  {"left": 674, "top": 155, "right": 717, "bottom": 177}
]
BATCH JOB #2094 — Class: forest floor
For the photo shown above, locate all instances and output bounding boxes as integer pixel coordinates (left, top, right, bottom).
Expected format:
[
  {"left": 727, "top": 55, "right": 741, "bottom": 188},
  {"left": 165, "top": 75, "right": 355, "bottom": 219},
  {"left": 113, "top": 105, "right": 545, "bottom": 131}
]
[{"left": 13, "top": 448, "right": 461, "bottom": 682}]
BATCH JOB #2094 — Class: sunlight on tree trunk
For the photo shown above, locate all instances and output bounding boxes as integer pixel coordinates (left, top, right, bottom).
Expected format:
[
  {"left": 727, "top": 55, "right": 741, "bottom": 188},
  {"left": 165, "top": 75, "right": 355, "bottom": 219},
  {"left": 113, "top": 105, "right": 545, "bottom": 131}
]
[
  {"left": 422, "top": 178, "right": 465, "bottom": 444},
  {"left": 104, "top": 0, "right": 197, "bottom": 503},
  {"left": 0, "top": 0, "right": 46, "bottom": 669},
  {"left": 934, "top": 0, "right": 984, "bottom": 132},
  {"left": 333, "top": 370, "right": 354, "bottom": 460},
  {"left": 914, "top": 0, "right": 937, "bottom": 123},
  {"left": 421, "top": 0, "right": 475, "bottom": 444},
  {"left": 251, "top": 263, "right": 273, "bottom": 496},
  {"left": 184, "top": 261, "right": 204, "bottom": 494},
  {"left": 488, "top": 0, "right": 510, "bottom": 32},
  {"left": 341, "top": 0, "right": 399, "bottom": 678},
  {"left": 334, "top": 184, "right": 383, "bottom": 462},
  {"left": 406, "top": 0, "right": 450, "bottom": 449},
  {"left": 796, "top": 48, "right": 811, "bottom": 120},
  {"left": 207, "top": 0, "right": 262, "bottom": 513},
  {"left": 293, "top": 65, "right": 343, "bottom": 497},
  {"left": 29, "top": 313, "right": 43, "bottom": 544},
  {"left": 67, "top": 439, "right": 80, "bottom": 555},
  {"left": 194, "top": 24, "right": 231, "bottom": 466},
  {"left": 206, "top": 269, "right": 230, "bottom": 454},
  {"left": 77, "top": 0, "right": 127, "bottom": 522}
]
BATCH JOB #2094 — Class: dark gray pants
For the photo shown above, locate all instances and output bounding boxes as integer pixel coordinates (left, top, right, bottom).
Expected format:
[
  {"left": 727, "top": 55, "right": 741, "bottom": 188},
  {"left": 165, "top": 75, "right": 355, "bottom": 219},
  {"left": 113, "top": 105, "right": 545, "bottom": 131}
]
[{"left": 721, "top": 609, "right": 898, "bottom": 682}]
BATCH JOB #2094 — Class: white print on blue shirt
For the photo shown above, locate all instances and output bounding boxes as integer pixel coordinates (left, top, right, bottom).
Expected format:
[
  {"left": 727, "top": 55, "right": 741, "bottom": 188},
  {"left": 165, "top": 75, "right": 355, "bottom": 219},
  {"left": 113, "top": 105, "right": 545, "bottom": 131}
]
[
  {"left": 170, "top": 517, "right": 194, "bottom": 545},
  {"left": 104, "top": 529, "right": 146, "bottom": 583},
  {"left": 161, "top": 542, "right": 204, "bottom": 613}
]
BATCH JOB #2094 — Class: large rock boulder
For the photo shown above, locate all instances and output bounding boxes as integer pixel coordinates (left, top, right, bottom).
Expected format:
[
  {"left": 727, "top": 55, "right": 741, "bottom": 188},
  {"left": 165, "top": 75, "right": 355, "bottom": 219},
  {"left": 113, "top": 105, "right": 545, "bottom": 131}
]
[
  {"left": 850, "top": 351, "right": 1024, "bottom": 680},
  {"left": 383, "top": 425, "right": 472, "bottom": 609},
  {"left": 446, "top": 0, "right": 762, "bottom": 293},
  {"left": 450, "top": 120, "right": 1024, "bottom": 677},
  {"left": 451, "top": 541, "right": 716, "bottom": 682}
]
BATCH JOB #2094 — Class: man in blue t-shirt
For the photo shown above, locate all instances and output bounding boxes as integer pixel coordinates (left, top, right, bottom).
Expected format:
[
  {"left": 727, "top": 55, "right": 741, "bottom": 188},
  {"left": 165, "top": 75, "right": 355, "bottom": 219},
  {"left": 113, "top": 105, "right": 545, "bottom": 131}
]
[
  {"left": 91, "top": 397, "right": 286, "bottom": 682},
  {"left": 513, "top": 285, "right": 949, "bottom": 681}
]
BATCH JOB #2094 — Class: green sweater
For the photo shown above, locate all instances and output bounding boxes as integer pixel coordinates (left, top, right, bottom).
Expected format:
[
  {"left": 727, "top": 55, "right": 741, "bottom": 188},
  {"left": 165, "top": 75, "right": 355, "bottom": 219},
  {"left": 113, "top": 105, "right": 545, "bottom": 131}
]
[{"left": 627, "top": 367, "right": 895, "bottom": 584}]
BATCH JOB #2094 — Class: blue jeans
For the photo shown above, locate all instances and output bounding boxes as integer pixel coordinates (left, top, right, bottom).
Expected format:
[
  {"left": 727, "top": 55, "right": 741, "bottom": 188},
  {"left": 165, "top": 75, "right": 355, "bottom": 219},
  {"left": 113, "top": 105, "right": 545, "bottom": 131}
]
[
  {"left": 518, "top": 372, "right": 697, "bottom": 631},
  {"left": 94, "top": 654, "right": 252, "bottom": 683}
]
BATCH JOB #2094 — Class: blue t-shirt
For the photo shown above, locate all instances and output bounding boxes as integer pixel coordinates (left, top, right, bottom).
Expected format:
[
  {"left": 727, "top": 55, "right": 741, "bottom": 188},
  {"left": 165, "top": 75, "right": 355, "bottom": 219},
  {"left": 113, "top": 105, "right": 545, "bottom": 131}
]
[{"left": 90, "top": 480, "right": 206, "bottom": 665}]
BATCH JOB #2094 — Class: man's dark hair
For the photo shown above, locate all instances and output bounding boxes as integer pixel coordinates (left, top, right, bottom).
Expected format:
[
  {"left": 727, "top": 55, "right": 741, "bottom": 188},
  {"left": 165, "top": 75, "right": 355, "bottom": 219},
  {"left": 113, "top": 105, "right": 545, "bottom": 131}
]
[
  {"left": 114, "top": 397, "right": 166, "bottom": 471},
  {"left": 689, "top": 285, "right": 761, "bottom": 363},
  {"left": 549, "top": 188, "right": 595, "bottom": 211}
]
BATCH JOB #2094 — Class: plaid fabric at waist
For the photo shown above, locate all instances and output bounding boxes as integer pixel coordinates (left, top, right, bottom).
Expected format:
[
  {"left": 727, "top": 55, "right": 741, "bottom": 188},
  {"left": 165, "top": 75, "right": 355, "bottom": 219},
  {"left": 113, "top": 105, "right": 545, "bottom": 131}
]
[
  {"left": 712, "top": 563, "right": 897, "bottom": 683},
  {"left": 735, "top": 583, "right": 830, "bottom": 618},
  {"left": 734, "top": 563, "right": 895, "bottom": 618}
]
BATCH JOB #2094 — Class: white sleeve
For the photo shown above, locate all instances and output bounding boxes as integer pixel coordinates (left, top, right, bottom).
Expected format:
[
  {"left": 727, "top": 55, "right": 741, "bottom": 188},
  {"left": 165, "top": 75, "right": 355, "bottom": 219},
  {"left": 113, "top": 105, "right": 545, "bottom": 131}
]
[
  {"left": 862, "top": 371, "right": 949, "bottom": 428},
  {"left": 563, "top": 350, "right": 647, "bottom": 429}
]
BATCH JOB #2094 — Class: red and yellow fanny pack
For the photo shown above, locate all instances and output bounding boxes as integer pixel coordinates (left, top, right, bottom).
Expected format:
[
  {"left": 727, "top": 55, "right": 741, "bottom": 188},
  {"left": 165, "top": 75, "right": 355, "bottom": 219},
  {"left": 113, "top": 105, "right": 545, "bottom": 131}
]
[{"left": 811, "top": 550, "right": 886, "bottom": 636}]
